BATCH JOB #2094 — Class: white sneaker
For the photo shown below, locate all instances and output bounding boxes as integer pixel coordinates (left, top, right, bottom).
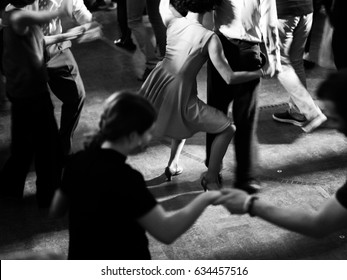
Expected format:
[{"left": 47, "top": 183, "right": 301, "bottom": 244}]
[{"left": 302, "top": 114, "right": 327, "bottom": 133}]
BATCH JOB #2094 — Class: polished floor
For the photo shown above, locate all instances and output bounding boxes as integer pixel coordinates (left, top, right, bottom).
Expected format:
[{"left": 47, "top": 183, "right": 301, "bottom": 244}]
[{"left": 0, "top": 9, "right": 347, "bottom": 260}]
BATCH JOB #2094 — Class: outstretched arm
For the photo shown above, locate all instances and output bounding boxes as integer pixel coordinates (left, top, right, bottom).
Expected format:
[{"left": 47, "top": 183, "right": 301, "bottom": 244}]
[
  {"left": 260, "top": 0, "right": 281, "bottom": 75},
  {"left": 138, "top": 191, "right": 221, "bottom": 244},
  {"left": 208, "top": 34, "right": 263, "bottom": 84},
  {"left": 254, "top": 197, "right": 347, "bottom": 237},
  {"left": 217, "top": 188, "right": 347, "bottom": 238},
  {"left": 44, "top": 24, "right": 86, "bottom": 45},
  {"left": 10, "top": 0, "right": 71, "bottom": 35}
]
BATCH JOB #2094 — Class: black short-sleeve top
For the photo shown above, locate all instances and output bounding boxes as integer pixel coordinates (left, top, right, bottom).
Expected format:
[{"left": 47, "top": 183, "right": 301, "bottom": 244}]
[
  {"left": 336, "top": 180, "right": 347, "bottom": 209},
  {"left": 60, "top": 148, "right": 157, "bottom": 260}
]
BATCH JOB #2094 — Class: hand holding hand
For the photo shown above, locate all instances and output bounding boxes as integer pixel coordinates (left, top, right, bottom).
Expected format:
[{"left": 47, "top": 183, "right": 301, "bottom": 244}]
[
  {"left": 205, "top": 190, "right": 223, "bottom": 205},
  {"left": 63, "top": 26, "right": 86, "bottom": 41},
  {"left": 76, "top": 22, "right": 103, "bottom": 43},
  {"left": 213, "top": 188, "right": 250, "bottom": 214}
]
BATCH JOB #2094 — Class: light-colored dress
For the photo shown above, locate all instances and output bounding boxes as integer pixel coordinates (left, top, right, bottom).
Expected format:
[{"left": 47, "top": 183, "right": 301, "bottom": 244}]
[{"left": 139, "top": 17, "right": 231, "bottom": 139}]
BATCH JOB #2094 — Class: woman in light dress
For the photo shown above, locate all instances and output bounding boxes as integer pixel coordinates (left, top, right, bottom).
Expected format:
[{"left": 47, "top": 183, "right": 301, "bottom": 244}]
[{"left": 139, "top": 0, "right": 268, "bottom": 190}]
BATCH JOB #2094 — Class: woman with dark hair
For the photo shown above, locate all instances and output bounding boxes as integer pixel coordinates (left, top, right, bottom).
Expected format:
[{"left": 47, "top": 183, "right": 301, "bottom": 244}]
[
  {"left": 50, "top": 91, "right": 225, "bottom": 260},
  {"left": 140, "top": 0, "right": 268, "bottom": 190}
]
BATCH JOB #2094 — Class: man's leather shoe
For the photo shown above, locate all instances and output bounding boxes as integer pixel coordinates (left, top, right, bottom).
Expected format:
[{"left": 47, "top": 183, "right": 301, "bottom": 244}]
[{"left": 114, "top": 39, "right": 136, "bottom": 52}]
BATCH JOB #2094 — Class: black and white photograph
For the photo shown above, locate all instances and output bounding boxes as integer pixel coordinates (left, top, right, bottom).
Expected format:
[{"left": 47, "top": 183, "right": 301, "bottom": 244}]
[{"left": 1, "top": 0, "right": 347, "bottom": 278}]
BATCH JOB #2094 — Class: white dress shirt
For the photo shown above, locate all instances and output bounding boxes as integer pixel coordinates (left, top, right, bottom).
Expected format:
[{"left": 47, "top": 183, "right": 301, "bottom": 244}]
[
  {"left": 214, "top": 0, "right": 281, "bottom": 70},
  {"left": 32, "top": 0, "right": 92, "bottom": 55}
]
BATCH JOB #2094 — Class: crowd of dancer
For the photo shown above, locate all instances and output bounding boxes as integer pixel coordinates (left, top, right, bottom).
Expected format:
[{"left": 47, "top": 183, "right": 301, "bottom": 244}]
[{"left": 0, "top": 0, "right": 347, "bottom": 260}]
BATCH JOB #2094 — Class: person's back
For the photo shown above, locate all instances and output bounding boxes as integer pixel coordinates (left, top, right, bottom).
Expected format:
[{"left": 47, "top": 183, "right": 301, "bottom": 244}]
[
  {"left": 50, "top": 91, "right": 225, "bottom": 260},
  {"left": 62, "top": 147, "right": 156, "bottom": 260},
  {"left": 0, "top": 1, "right": 67, "bottom": 208},
  {"left": 272, "top": 0, "right": 327, "bottom": 132},
  {"left": 163, "top": 17, "right": 213, "bottom": 78},
  {"left": 2, "top": 6, "right": 48, "bottom": 100},
  {"left": 214, "top": 0, "right": 264, "bottom": 43}
]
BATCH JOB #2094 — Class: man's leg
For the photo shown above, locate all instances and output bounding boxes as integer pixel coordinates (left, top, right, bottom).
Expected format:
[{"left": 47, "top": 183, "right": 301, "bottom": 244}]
[
  {"left": 207, "top": 36, "right": 263, "bottom": 193},
  {"left": 127, "top": 0, "right": 158, "bottom": 75},
  {"left": 0, "top": 100, "right": 36, "bottom": 198},
  {"left": 34, "top": 95, "right": 62, "bottom": 208},
  {"left": 232, "top": 78, "right": 259, "bottom": 187},
  {"left": 146, "top": 0, "right": 166, "bottom": 58},
  {"left": 47, "top": 49, "right": 85, "bottom": 156},
  {"left": 114, "top": 0, "right": 137, "bottom": 51},
  {"left": 275, "top": 15, "right": 326, "bottom": 132},
  {"left": 332, "top": 29, "right": 347, "bottom": 70}
]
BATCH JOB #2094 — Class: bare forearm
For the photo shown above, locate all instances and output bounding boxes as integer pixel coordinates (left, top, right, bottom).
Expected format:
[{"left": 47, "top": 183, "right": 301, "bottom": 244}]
[
  {"left": 227, "top": 70, "right": 262, "bottom": 84},
  {"left": 44, "top": 34, "right": 64, "bottom": 46},
  {"left": 252, "top": 200, "right": 322, "bottom": 237},
  {"left": 17, "top": 10, "right": 60, "bottom": 26},
  {"left": 162, "top": 193, "right": 214, "bottom": 243}
]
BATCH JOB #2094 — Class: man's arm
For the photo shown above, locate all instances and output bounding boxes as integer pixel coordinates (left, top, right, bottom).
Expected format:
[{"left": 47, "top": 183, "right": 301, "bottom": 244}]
[
  {"left": 71, "top": 0, "right": 92, "bottom": 25},
  {"left": 217, "top": 188, "right": 347, "bottom": 238},
  {"left": 259, "top": 0, "right": 282, "bottom": 74},
  {"left": 44, "top": 24, "right": 85, "bottom": 45},
  {"left": 10, "top": 9, "right": 61, "bottom": 35},
  {"left": 249, "top": 195, "right": 347, "bottom": 237}
]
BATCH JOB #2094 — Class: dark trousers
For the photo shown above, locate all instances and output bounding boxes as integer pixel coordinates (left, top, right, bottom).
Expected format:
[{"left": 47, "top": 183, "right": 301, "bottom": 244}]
[
  {"left": 47, "top": 48, "right": 85, "bottom": 156},
  {"left": 117, "top": 0, "right": 131, "bottom": 41},
  {"left": 0, "top": 93, "right": 63, "bottom": 207},
  {"left": 332, "top": 29, "right": 347, "bottom": 70},
  {"left": 206, "top": 34, "right": 262, "bottom": 184}
]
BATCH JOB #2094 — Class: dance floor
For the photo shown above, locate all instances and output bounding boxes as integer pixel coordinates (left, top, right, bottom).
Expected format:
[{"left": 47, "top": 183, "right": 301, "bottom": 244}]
[{"left": 0, "top": 9, "right": 347, "bottom": 260}]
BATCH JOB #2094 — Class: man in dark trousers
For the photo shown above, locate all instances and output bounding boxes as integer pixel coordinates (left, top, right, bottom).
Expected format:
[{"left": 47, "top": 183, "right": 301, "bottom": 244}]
[
  {"left": 206, "top": 0, "right": 281, "bottom": 194},
  {"left": 323, "top": 0, "right": 347, "bottom": 70},
  {"left": 36, "top": 0, "right": 92, "bottom": 157}
]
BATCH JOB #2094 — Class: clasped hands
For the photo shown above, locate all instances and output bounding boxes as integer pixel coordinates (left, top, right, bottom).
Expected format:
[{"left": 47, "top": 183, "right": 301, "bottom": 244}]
[
  {"left": 65, "top": 22, "right": 103, "bottom": 43},
  {"left": 208, "top": 188, "right": 252, "bottom": 215}
]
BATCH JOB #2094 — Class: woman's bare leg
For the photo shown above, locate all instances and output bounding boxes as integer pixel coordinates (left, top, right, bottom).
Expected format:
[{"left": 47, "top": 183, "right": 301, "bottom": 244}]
[
  {"left": 205, "top": 125, "right": 235, "bottom": 190},
  {"left": 167, "top": 138, "right": 186, "bottom": 171}
]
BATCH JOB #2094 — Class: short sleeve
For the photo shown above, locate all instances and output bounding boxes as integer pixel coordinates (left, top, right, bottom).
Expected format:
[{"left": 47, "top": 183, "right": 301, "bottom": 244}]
[
  {"left": 126, "top": 170, "right": 158, "bottom": 218},
  {"left": 335, "top": 180, "right": 347, "bottom": 209}
]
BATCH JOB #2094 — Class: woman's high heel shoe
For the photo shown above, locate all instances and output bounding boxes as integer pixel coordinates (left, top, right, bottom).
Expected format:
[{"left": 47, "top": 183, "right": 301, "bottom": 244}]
[
  {"left": 200, "top": 176, "right": 221, "bottom": 192},
  {"left": 165, "top": 166, "right": 183, "bottom": 181},
  {"left": 200, "top": 176, "right": 208, "bottom": 192}
]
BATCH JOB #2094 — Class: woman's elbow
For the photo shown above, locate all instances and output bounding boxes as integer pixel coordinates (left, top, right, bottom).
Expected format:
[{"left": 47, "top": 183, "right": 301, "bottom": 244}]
[
  {"left": 227, "top": 80, "right": 238, "bottom": 85},
  {"left": 226, "top": 75, "right": 238, "bottom": 85}
]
